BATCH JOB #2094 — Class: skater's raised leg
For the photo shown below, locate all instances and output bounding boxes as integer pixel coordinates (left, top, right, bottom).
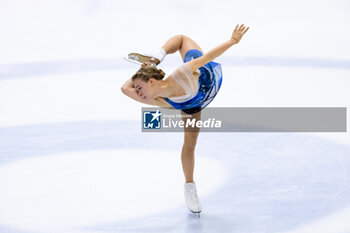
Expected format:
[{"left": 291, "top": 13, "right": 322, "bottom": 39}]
[
  {"left": 161, "top": 34, "right": 204, "bottom": 61},
  {"left": 126, "top": 34, "right": 204, "bottom": 66}
]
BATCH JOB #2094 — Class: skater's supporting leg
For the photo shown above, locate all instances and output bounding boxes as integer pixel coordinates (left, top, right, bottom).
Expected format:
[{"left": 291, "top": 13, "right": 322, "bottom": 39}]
[{"left": 180, "top": 110, "right": 201, "bottom": 183}]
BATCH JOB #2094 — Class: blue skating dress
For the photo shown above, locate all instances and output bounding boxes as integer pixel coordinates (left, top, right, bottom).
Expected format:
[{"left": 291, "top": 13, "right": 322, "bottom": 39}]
[{"left": 163, "top": 49, "right": 223, "bottom": 114}]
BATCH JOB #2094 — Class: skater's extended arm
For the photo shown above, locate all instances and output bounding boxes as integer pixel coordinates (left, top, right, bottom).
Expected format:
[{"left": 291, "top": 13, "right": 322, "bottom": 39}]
[
  {"left": 187, "top": 24, "right": 249, "bottom": 72},
  {"left": 121, "top": 78, "right": 173, "bottom": 108}
]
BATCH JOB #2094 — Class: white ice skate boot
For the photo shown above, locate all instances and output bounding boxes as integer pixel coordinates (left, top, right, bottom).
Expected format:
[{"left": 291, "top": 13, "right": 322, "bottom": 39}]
[
  {"left": 184, "top": 182, "right": 202, "bottom": 217},
  {"left": 123, "top": 48, "right": 166, "bottom": 66}
]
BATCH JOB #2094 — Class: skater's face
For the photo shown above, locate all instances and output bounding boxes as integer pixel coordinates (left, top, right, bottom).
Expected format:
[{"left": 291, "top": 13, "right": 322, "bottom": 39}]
[{"left": 133, "top": 78, "right": 156, "bottom": 101}]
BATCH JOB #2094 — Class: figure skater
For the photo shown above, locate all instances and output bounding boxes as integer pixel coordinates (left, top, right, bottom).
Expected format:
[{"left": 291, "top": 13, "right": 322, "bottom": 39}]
[{"left": 121, "top": 24, "right": 249, "bottom": 216}]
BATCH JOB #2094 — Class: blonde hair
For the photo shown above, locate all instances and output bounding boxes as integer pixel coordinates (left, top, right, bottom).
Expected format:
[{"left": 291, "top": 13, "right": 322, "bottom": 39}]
[{"left": 131, "top": 66, "right": 165, "bottom": 82}]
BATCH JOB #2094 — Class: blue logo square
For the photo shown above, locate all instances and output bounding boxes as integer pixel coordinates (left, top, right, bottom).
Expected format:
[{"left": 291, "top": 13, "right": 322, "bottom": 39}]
[{"left": 143, "top": 110, "right": 162, "bottom": 129}]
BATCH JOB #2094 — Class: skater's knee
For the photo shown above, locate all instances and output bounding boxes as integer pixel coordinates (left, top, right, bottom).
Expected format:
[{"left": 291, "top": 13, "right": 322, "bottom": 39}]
[
  {"left": 182, "top": 142, "right": 196, "bottom": 151},
  {"left": 183, "top": 135, "right": 199, "bottom": 150},
  {"left": 176, "top": 34, "right": 185, "bottom": 48}
]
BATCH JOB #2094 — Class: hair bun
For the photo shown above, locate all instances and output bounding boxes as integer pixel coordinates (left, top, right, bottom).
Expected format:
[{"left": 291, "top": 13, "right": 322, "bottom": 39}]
[
  {"left": 158, "top": 69, "right": 165, "bottom": 79},
  {"left": 132, "top": 66, "right": 166, "bottom": 82}
]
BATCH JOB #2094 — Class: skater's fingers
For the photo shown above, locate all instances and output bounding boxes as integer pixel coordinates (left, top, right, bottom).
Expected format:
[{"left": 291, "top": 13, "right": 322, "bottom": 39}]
[
  {"left": 243, "top": 27, "right": 250, "bottom": 34},
  {"left": 141, "top": 62, "right": 151, "bottom": 68}
]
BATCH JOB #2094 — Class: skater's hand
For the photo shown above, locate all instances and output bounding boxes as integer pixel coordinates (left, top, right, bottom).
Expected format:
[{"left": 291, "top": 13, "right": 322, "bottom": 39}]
[
  {"left": 141, "top": 62, "right": 152, "bottom": 68},
  {"left": 230, "top": 24, "right": 249, "bottom": 44}
]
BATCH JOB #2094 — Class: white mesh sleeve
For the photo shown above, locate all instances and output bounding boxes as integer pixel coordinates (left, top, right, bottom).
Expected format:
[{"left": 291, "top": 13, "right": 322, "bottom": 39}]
[
  {"left": 167, "top": 63, "right": 199, "bottom": 102},
  {"left": 171, "top": 63, "right": 198, "bottom": 92}
]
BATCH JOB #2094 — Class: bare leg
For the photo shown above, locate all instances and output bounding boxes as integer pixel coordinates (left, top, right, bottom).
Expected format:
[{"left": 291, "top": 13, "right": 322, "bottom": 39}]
[
  {"left": 162, "top": 35, "right": 204, "bottom": 182},
  {"left": 161, "top": 35, "right": 204, "bottom": 61},
  {"left": 180, "top": 110, "right": 201, "bottom": 183},
  {"left": 161, "top": 35, "right": 184, "bottom": 54},
  {"left": 127, "top": 35, "right": 203, "bottom": 65}
]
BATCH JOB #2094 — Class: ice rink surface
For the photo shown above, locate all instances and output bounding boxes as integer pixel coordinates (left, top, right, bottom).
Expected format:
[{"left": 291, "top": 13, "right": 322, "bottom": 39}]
[{"left": 1, "top": 0, "right": 350, "bottom": 232}]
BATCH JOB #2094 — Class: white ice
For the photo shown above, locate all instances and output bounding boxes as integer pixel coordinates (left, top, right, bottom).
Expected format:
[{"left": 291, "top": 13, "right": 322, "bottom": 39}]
[{"left": 0, "top": 0, "right": 350, "bottom": 233}]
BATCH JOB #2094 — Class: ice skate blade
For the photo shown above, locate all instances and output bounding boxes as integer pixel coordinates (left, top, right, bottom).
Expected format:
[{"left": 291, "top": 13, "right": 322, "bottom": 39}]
[
  {"left": 190, "top": 210, "right": 201, "bottom": 218},
  {"left": 123, "top": 55, "right": 157, "bottom": 67},
  {"left": 128, "top": 53, "right": 160, "bottom": 65},
  {"left": 123, "top": 56, "right": 143, "bottom": 65}
]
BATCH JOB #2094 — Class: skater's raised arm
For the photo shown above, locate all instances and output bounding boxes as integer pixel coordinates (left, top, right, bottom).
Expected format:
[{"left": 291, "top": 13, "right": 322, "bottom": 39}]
[{"left": 187, "top": 24, "right": 249, "bottom": 72}]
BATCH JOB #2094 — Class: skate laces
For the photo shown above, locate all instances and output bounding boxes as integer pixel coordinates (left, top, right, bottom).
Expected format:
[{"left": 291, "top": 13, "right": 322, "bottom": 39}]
[
  {"left": 184, "top": 183, "right": 201, "bottom": 211},
  {"left": 185, "top": 183, "right": 196, "bottom": 192},
  {"left": 186, "top": 185, "right": 199, "bottom": 203},
  {"left": 187, "top": 186, "right": 194, "bottom": 193}
]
